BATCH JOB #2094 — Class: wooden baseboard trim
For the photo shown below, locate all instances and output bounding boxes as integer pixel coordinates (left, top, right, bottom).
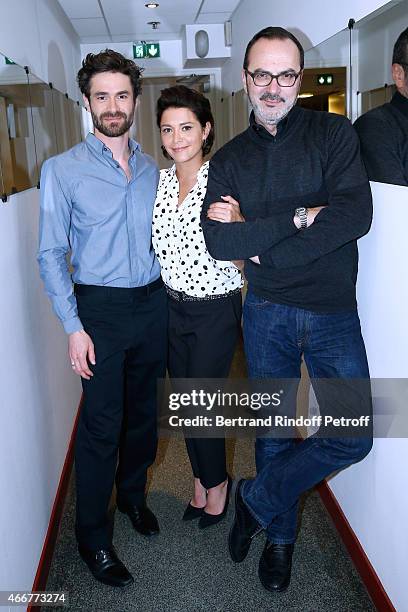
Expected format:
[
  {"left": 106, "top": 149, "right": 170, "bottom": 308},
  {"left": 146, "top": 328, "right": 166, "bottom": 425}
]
[
  {"left": 28, "top": 398, "right": 82, "bottom": 611},
  {"left": 317, "top": 481, "right": 395, "bottom": 612}
]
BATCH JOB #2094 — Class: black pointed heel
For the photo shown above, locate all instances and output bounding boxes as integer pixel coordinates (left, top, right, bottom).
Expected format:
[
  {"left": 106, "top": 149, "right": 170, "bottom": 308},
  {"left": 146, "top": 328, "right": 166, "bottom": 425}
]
[
  {"left": 198, "top": 476, "right": 233, "bottom": 529},
  {"left": 182, "top": 501, "right": 205, "bottom": 521}
]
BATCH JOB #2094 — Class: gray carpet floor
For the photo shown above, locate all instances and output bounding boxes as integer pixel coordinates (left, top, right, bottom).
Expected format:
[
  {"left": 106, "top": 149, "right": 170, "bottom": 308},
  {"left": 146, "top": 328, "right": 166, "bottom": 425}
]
[{"left": 45, "top": 432, "right": 375, "bottom": 612}]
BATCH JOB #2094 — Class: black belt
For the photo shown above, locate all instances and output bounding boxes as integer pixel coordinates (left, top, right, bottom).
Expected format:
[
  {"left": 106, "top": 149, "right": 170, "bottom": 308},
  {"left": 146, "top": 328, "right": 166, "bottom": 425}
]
[
  {"left": 74, "top": 277, "right": 163, "bottom": 298},
  {"left": 166, "top": 285, "right": 241, "bottom": 302}
]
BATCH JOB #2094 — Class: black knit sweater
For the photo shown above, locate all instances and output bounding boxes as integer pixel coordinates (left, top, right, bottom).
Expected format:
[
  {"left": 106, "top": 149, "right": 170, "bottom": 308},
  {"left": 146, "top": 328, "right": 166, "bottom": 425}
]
[
  {"left": 354, "top": 91, "right": 408, "bottom": 186},
  {"left": 202, "top": 105, "right": 372, "bottom": 312}
]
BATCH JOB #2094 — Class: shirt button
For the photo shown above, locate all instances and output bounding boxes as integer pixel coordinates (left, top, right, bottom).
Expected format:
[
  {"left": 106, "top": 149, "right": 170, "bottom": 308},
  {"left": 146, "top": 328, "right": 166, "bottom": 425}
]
[{"left": 103, "top": 146, "right": 107, "bottom": 151}]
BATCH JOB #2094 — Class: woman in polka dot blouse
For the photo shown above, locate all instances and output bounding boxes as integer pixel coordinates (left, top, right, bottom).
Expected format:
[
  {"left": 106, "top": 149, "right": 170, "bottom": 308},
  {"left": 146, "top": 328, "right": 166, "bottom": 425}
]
[{"left": 153, "top": 86, "right": 244, "bottom": 528}]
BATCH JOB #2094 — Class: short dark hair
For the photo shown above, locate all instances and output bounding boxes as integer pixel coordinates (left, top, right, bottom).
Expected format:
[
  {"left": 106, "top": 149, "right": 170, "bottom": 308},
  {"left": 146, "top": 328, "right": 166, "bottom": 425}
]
[
  {"left": 77, "top": 49, "right": 143, "bottom": 100},
  {"left": 156, "top": 85, "right": 215, "bottom": 159},
  {"left": 392, "top": 27, "right": 408, "bottom": 75},
  {"left": 243, "top": 26, "right": 304, "bottom": 71}
]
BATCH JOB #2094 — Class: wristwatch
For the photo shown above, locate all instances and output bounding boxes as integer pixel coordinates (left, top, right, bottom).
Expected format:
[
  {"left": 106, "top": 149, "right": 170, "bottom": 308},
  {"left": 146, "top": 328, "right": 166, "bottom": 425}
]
[{"left": 295, "top": 207, "right": 308, "bottom": 230}]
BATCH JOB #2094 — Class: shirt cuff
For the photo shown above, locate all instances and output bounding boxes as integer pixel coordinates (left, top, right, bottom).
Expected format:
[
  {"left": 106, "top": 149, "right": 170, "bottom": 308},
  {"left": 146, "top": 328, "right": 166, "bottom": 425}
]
[{"left": 62, "top": 316, "right": 83, "bottom": 335}]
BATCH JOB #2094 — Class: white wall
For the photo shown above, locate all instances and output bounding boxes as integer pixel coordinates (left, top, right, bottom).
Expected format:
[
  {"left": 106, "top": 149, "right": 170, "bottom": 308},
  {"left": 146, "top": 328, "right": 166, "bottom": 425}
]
[
  {"left": 0, "top": 189, "right": 82, "bottom": 595},
  {"left": 223, "top": 0, "right": 388, "bottom": 92},
  {"left": 0, "top": 0, "right": 82, "bottom": 599},
  {"left": 328, "top": 182, "right": 408, "bottom": 612},
  {"left": 0, "top": 0, "right": 400, "bottom": 603},
  {"left": 0, "top": 0, "right": 81, "bottom": 99}
]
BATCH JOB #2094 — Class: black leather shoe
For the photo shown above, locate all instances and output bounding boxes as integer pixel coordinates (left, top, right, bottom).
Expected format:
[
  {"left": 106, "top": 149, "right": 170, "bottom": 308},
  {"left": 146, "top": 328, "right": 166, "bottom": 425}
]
[
  {"left": 182, "top": 501, "right": 205, "bottom": 521},
  {"left": 78, "top": 546, "right": 134, "bottom": 587},
  {"left": 117, "top": 502, "right": 160, "bottom": 536},
  {"left": 198, "top": 475, "right": 233, "bottom": 529},
  {"left": 228, "top": 479, "right": 263, "bottom": 562},
  {"left": 258, "top": 541, "right": 294, "bottom": 592}
]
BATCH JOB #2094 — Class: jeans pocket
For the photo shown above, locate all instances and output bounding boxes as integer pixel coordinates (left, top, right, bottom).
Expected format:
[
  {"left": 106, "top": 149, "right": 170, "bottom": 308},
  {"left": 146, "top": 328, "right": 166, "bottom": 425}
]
[{"left": 244, "top": 291, "right": 271, "bottom": 308}]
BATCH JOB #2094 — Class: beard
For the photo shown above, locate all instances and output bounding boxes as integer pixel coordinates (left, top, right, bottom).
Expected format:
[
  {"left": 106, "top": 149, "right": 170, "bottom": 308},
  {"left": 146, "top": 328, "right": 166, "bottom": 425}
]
[
  {"left": 248, "top": 91, "right": 297, "bottom": 126},
  {"left": 91, "top": 109, "right": 134, "bottom": 137}
]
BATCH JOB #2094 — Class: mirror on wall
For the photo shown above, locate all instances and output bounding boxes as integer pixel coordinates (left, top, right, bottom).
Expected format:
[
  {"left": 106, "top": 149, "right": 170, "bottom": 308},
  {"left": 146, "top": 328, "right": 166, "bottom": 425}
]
[
  {"left": 354, "top": 0, "right": 408, "bottom": 186},
  {"left": 0, "top": 54, "right": 36, "bottom": 198},
  {"left": 0, "top": 51, "right": 83, "bottom": 202},
  {"left": 27, "top": 75, "right": 58, "bottom": 179},
  {"left": 354, "top": 0, "right": 407, "bottom": 116},
  {"left": 302, "top": 28, "right": 350, "bottom": 118},
  {"left": 52, "top": 89, "right": 83, "bottom": 154},
  {"left": 303, "top": 1, "right": 408, "bottom": 187}
]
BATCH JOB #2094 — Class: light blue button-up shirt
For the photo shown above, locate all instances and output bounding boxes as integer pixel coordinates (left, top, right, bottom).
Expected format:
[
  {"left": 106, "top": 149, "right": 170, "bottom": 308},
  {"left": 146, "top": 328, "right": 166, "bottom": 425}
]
[{"left": 38, "top": 133, "right": 160, "bottom": 334}]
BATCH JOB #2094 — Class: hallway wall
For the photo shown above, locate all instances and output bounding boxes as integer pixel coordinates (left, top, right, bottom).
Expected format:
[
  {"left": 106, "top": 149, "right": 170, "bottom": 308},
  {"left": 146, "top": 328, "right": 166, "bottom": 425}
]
[
  {"left": 332, "top": 181, "right": 408, "bottom": 612},
  {"left": 0, "top": 189, "right": 81, "bottom": 594},
  {"left": 0, "top": 0, "right": 81, "bottom": 98},
  {"left": 0, "top": 0, "right": 82, "bottom": 598},
  {"left": 0, "top": 0, "right": 399, "bottom": 606}
]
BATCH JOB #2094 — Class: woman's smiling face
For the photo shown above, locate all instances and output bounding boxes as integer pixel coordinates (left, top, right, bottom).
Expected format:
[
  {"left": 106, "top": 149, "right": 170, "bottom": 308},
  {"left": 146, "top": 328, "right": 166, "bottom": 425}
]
[{"left": 160, "top": 107, "right": 210, "bottom": 164}]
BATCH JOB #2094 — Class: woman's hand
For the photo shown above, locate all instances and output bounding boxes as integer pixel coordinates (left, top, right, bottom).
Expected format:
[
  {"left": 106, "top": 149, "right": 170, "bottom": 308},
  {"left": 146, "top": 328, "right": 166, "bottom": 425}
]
[
  {"left": 232, "top": 259, "right": 245, "bottom": 271},
  {"left": 207, "top": 195, "right": 245, "bottom": 223}
]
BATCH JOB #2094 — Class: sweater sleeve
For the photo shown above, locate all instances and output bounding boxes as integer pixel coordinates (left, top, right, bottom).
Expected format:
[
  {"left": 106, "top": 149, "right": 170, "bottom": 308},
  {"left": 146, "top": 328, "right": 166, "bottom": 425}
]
[
  {"left": 354, "top": 110, "right": 408, "bottom": 186},
  {"left": 258, "top": 117, "right": 373, "bottom": 269},
  {"left": 201, "top": 155, "right": 298, "bottom": 261}
]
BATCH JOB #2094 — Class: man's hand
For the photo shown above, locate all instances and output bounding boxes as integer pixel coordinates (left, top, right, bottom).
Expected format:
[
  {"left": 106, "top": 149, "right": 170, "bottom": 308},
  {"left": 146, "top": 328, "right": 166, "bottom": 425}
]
[
  {"left": 307, "top": 206, "right": 326, "bottom": 226},
  {"left": 293, "top": 206, "right": 326, "bottom": 229},
  {"left": 207, "top": 195, "right": 245, "bottom": 223},
  {"left": 69, "top": 329, "right": 95, "bottom": 380}
]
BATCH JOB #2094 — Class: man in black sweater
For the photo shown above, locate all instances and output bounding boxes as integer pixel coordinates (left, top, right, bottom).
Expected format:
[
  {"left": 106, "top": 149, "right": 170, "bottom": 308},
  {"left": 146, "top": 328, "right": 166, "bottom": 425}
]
[
  {"left": 354, "top": 27, "right": 408, "bottom": 186},
  {"left": 201, "top": 27, "right": 373, "bottom": 593}
]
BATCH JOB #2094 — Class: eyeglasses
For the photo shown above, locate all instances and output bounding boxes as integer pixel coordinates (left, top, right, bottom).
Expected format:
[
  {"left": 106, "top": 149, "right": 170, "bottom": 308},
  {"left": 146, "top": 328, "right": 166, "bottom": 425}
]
[{"left": 245, "top": 69, "right": 301, "bottom": 88}]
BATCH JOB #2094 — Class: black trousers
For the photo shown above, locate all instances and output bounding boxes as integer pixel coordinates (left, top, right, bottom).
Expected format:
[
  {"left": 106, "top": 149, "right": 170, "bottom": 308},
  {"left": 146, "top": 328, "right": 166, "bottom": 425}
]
[
  {"left": 168, "top": 291, "right": 242, "bottom": 489},
  {"left": 74, "top": 280, "right": 167, "bottom": 549}
]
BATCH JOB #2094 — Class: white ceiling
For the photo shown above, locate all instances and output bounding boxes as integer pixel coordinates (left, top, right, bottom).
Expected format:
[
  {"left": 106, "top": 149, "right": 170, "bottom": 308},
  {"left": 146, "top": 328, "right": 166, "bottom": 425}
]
[{"left": 58, "top": 0, "right": 242, "bottom": 43}]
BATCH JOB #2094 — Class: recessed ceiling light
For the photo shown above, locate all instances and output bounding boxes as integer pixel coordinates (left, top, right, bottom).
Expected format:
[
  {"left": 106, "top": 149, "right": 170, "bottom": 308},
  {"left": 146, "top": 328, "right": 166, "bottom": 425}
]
[{"left": 145, "top": 2, "right": 159, "bottom": 7}]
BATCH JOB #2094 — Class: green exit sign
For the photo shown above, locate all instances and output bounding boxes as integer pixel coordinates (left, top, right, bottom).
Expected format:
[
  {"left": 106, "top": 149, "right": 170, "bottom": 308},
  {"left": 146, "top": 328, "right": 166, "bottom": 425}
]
[
  {"left": 133, "top": 42, "right": 160, "bottom": 59},
  {"left": 316, "top": 73, "right": 334, "bottom": 86}
]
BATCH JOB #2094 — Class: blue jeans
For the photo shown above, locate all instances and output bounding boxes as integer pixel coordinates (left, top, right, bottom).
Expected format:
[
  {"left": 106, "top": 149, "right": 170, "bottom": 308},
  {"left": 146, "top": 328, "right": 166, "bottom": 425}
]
[{"left": 242, "top": 291, "right": 372, "bottom": 544}]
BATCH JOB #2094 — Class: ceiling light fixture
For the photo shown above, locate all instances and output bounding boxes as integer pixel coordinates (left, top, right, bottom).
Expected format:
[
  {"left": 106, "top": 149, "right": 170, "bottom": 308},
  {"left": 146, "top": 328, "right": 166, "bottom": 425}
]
[
  {"left": 148, "top": 21, "right": 160, "bottom": 29},
  {"left": 298, "top": 93, "right": 314, "bottom": 98},
  {"left": 145, "top": 2, "right": 159, "bottom": 7}
]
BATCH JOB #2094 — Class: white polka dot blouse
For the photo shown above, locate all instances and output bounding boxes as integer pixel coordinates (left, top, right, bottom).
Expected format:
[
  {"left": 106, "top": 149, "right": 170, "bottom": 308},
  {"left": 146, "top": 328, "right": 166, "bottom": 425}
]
[{"left": 152, "top": 161, "right": 243, "bottom": 297}]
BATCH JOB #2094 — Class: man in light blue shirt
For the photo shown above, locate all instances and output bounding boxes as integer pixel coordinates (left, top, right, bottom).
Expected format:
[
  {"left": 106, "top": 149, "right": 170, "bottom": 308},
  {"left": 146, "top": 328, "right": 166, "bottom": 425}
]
[{"left": 38, "top": 50, "right": 167, "bottom": 587}]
